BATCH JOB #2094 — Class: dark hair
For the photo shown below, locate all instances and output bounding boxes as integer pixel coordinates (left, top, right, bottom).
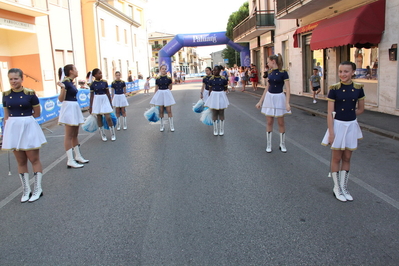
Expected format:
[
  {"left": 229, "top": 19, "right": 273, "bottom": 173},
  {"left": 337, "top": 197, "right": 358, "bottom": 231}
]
[
  {"left": 313, "top": 68, "right": 318, "bottom": 71},
  {"left": 147, "top": 77, "right": 150, "bottom": 79},
  {"left": 214, "top": 65, "right": 221, "bottom": 71},
  {"left": 269, "top": 54, "right": 284, "bottom": 70},
  {"left": 115, "top": 71, "right": 121, "bottom": 75},
  {"left": 340, "top": 61, "right": 356, "bottom": 71},
  {"left": 92, "top": 68, "right": 101, "bottom": 76},
  {"left": 205, "top": 67, "right": 212, "bottom": 72},
  {"left": 86, "top": 71, "right": 91, "bottom": 79},
  {"left": 8, "top": 68, "right": 23, "bottom": 78},
  {"left": 58, "top": 64, "right": 74, "bottom": 80}
]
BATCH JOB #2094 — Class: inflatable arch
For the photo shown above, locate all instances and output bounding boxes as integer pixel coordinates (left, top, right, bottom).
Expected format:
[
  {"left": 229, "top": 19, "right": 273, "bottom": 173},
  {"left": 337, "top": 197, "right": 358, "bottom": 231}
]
[{"left": 158, "top": 31, "right": 250, "bottom": 73}]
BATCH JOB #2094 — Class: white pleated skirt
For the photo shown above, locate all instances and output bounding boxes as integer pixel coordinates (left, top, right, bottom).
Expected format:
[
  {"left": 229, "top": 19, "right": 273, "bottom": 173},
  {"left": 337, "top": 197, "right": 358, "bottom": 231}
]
[
  {"left": 112, "top": 94, "right": 129, "bottom": 107},
  {"left": 261, "top": 92, "right": 291, "bottom": 117},
  {"left": 203, "top": 90, "right": 210, "bottom": 103},
  {"left": 150, "top": 89, "right": 176, "bottom": 107},
  {"left": 92, "top": 94, "right": 113, "bottom": 115},
  {"left": 204, "top": 91, "right": 229, "bottom": 110},
  {"left": 321, "top": 119, "right": 363, "bottom": 150},
  {"left": 2, "top": 116, "right": 47, "bottom": 151},
  {"left": 58, "top": 101, "right": 84, "bottom": 126}
]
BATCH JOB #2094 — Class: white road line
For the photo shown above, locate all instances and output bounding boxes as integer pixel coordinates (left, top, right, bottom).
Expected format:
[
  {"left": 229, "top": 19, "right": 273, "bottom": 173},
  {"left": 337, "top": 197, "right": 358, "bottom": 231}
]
[
  {"left": 230, "top": 102, "right": 399, "bottom": 211},
  {"left": 0, "top": 133, "right": 94, "bottom": 209}
]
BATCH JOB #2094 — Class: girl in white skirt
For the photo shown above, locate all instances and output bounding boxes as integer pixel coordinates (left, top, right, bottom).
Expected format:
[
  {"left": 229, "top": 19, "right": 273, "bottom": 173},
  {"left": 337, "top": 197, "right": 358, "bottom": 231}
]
[
  {"left": 89, "top": 68, "right": 116, "bottom": 141},
  {"left": 111, "top": 71, "right": 129, "bottom": 130},
  {"left": 256, "top": 54, "right": 291, "bottom": 153},
  {"left": 57, "top": 64, "right": 89, "bottom": 169},
  {"left": 2, "top": 68, "right": 47, "bottom": 203},
  {"left": 200, "top": 67, "right": 212, "bottom": 103},
  {"left": 204, "top": 65, "right": 229, "bottom": 136},
  {"left": 321, "top": 61, "right": 365, "bottom": 202},
  {"left": 150, "top": 65, "right": 175, "bottom": 132}
]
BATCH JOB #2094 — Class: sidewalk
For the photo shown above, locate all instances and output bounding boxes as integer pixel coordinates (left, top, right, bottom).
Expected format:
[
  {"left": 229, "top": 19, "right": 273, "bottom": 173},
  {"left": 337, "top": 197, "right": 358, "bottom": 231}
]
[{"left": 243, "top": 86, "right": 399, "bottom": 141}]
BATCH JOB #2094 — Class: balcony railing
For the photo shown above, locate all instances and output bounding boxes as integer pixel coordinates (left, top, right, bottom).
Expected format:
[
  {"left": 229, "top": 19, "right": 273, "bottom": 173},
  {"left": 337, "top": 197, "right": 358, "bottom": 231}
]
[
  {"left": 233, "top": 10, "right": 275, "bottom": 41},
  {"left": 1, "top": 0, "right": 48, "bottom": 16},
  {"left": 276, "top": 0, "right": 299, "bottom": 14}
]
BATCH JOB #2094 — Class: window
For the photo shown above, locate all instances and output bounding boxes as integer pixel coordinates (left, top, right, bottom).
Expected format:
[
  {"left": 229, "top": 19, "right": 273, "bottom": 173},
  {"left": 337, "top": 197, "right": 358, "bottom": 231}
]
[
  {"left": 66, "top": 51, "right": 73, "bottom": 64},
  {"left": 116, "top": 25, "right": 120, "bottom": 42},
  {"left": 127, "top": 5, "right": 133, "bottom": 18},
  {"left": 100, "top": 19, "right": 105, "bottom": 37},
  {"left": 103, "top": 58, "right": 108, "bottom": 79},
  {"left": 350, "top": 46, "right": 379, "bottom": 80},
  {"left": 134, "top": 34, "right": 137, "bottom": 47},
  {"left": 154, "top": 41, "right": 158, "bottom": 46},
  {"left": 124, "top": 29, "right": 127, "bottom": 44},
  {"left": 163, "top": 40, "right": 167, "bottom": 45},
  {"left": 55, "top": 50, "right": 64, "bottom": 70},
  {"left": 119, "top": 60, "right": 122, "bottom": 73},
  {"left": 282, "top": 40, "right": 289, "bottom": 70},
  {"left": 62, "top": 0, "right": 69, "bottom": 8}
]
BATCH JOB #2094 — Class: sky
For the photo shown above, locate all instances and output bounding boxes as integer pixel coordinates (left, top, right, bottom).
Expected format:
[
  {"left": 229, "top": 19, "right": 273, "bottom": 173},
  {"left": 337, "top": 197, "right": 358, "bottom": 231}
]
[{"left": 146, "top": 0, "right": 248, "bottom": 57}]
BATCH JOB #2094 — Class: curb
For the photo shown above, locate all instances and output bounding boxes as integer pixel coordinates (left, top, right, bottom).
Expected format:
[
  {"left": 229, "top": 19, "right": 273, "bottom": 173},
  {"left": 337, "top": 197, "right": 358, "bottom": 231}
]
[{"left": 243, "top": 90, "right": 399, "bottom": 141}]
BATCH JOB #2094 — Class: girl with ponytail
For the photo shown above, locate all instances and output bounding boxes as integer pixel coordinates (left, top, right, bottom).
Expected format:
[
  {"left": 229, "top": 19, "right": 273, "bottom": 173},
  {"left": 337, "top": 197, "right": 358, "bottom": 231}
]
[
  {"left": 57, "top": 64, "right": 88, "bottom": 169},
  {"left": 256, "top": 53, "right": 291, "bottom": 153}
]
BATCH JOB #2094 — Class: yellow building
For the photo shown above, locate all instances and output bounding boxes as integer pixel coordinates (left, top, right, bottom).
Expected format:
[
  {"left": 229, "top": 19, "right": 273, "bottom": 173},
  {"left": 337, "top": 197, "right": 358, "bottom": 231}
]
[{"left": 148, "top": 31, "right": 175, "bottom": 74}]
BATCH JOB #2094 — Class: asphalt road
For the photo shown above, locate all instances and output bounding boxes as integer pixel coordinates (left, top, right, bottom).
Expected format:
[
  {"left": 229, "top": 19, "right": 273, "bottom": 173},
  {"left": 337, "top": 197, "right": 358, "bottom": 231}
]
[{"left": 1, "top": 82, "right": 399, "bottom": 265}]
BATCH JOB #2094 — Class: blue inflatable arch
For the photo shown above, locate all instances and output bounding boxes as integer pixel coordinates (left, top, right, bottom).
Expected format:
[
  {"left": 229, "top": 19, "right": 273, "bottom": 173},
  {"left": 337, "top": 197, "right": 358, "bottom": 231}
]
[{"left": 158, "top": 31, "right": 250, "bottom": 73}]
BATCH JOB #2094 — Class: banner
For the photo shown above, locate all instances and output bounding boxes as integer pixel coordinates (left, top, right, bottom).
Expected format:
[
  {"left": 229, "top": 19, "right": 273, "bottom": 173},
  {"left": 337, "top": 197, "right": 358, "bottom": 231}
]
[
  {"left": 35, "top": 95, "right": 61, "bottom": 124},
  {"left": 77, "top": 89, "right": 90, "bottom": 108}
]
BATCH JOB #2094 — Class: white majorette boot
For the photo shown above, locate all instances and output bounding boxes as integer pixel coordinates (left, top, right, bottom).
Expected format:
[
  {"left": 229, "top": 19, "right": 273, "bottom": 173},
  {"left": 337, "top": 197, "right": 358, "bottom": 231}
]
[
  {"left": 19, "top": 173, "right": 31, "bottom": 203},
  {"left": 169, "top": 117, "right": 175, "bottom": 132},
  {"left": 332, "top": 172, "right": 347, "bottom": 202},
  {"left": 219, "top": 120, "right": 224, "bottom": 136},
  {"left": 116, "top": 117, "right": 121, "bottom": 131},
  {"left": 266, "top": 132, "right": 272, "bottom": 153},
  {"left": 213, "top": 120, "right": 218, "bottom": 136},
  {"left": 99, "top": 126, "right": 107, "bottom": 141},
  {"left": 66, "top": 148, "right": 84, "bottom": 169},
  {"left": 29, "top": 172, "right": 43, "bottom": 202},
  {"left": 160, "top": 118, "right": 165, "bottom": 132},
  {"left": 340, "top": 170, "right": 353, "bottom": 201},
  {"left": 110, "top": 126, "right": 116, "bottom": 141},
  {"left": 279, "top": 132, "right": 287, "bottom": 153},
  {"left": 73, "top": 144, "right": 89, "bottom": 164},
  {"left": 123, "top": 116, "right": 127, "bottom": 130}
]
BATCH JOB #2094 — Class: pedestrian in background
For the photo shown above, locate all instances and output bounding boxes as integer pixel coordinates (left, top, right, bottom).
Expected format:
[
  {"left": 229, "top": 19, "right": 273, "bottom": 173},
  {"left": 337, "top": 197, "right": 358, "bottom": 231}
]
[
  {"left": 256, "top": 54, "right": 291, "bottom": 153},
  {"left": 229, "top": 67, "right": 236, "bottom": 91},
  {"left": 310, "top": 68, "right": 321, "bottom": 103},
  {"left": 111, "top": 71, "right": 129, "bottom": 130},
  {"left": 2, "top": 68, "right": 47, "bottom": 202},
  {"left": 200, "top": 67, "right": 212, "bottom": 103},
  {"left": 57, "top": 64, "right": 88, "bottom": 169},
  {"left": 204, "top": 65, "right": 229, "bottom": 136},
  {"left": 144, "top": 77, "right": 151, "bottom": 95},
  {"left": 240, "top": 66, "right": 247, "bottom": 92},
  {"left": 89, "top": 68, "right": 116, "bottom": 141},
  {"left": 250, "top": 64, "right": 259, "bottom": 91},
  {"left": 321, "top": 61, "right": 365, "bottom": 202},
  {"left": 150, "top": 64, "right": 176, "bottom": 132}
]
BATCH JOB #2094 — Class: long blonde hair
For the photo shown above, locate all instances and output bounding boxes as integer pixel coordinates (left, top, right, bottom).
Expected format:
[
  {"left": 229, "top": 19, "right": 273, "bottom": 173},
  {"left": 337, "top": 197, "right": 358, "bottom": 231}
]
[{"left": 269, "top": 53, "right": 284, "bottom": 70}]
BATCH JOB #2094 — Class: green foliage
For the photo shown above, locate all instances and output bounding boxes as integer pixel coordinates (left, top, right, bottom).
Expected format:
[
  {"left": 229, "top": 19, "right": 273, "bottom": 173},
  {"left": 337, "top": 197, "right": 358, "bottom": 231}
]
[
  {"left": 222, "top": 1, "right": 249, "bottom": 66},
  {"left": 226, "top": 1, "right": 249, "bottom": 39}
]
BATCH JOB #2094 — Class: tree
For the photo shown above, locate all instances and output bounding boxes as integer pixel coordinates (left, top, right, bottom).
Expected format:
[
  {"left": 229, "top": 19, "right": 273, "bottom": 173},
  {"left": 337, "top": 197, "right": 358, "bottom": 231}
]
[{"left": 222, "top": 2, "right": 249, "bottom": 66}]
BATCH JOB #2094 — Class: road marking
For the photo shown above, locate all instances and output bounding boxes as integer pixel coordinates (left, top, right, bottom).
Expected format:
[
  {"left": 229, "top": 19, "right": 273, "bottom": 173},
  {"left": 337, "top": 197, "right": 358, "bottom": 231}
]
[
  {"left": 0, "top": 133, "right": 94, "bottom": 210},
  {"left": 230, "top": 102, "right": 399, "bottom": 211}
]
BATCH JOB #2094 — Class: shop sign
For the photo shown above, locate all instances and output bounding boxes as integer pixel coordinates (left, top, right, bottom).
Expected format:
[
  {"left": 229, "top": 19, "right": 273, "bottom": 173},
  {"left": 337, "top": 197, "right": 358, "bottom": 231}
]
[{"left": 0, "top": 18, "right": 35, "bottom": 33}]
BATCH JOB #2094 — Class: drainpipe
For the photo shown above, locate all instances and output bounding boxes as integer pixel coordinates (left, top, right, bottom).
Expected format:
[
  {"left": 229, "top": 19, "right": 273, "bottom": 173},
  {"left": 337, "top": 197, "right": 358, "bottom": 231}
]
[
  {"left": 46, "top": 1, "right": 58, "bottom": 93},
  {"left": 67, "top": 0, "right": 76, "bottom": 65},
  {"left": 130, "top": 23, "right": 135, "bottom": 76},
  {"left": 95, "top": 1, "right": 103, "bottom": 71}
]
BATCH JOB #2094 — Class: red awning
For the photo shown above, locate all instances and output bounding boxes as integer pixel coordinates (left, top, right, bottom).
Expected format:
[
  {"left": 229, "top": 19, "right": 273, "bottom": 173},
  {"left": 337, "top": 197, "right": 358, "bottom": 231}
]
[
  {"left": 310, "top": 0, "right": 385, "bottom": 51},
  {"left": 293, "top": 20, "right": 323, "bottom": 48}
]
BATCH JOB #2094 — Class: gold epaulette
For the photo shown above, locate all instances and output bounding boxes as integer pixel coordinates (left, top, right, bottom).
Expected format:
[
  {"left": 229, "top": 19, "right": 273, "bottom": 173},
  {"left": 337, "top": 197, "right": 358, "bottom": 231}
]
[
  {"left": 329, "top": 82, "right": 341, "bottom": 90},
  {"left": 101, "top": 79, "right": 107, "bottom": 83},
  {"left": 221, "top": 76, "right": 227, "bottom": 80},
  {"left": 23, "top": 88, "right": 35, "bottom": 95},
  {"left": 353, "top": 82, "right": 364, "bottom": 89},
  {"left": 62, "top": 77, "right": 72, "bottom": 82},
  {"left": 209, "top": 75, "right": 215, "bottom": 80},
  {"left": 3, "top": 89, "right": 12, "bottom": 96}
]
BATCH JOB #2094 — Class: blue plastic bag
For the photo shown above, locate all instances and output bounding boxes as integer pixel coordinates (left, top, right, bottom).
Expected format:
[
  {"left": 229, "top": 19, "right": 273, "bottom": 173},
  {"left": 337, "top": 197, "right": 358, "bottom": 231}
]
[
  {"left": 200, "top": 108, "right": 213, "bottom": 126},
  {"left": 193, "top": 99, "right": 205, "bottom": 113},
  {"left": 144, "top": 106, "right": 160, "bottom": 122},
  {"left": 82, "top": 115, "right": 99, "bottom": 133},
  {"left": 102, "top": 112, "right": 117, "bottom": 130}
]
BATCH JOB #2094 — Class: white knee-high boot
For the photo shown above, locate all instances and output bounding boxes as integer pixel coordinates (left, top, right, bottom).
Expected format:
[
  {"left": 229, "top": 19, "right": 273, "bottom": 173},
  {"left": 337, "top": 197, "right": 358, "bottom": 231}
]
[
  {"left": 67, "top": 148, "right": 84, "bottom": 169},
  {"left": 169, "top": 117, "right": 175, "bottom": 132},
  {"left": 123, "top": 117, "right": 127, "bottom": 130},
  {"left": 340, "top": 170, "right": 353, "bottom": 201},
  {"left": 29, "top": 172, "right": 43, "bottom": 202},
  {"left": 213, "top": 120, "right": 218, "bottom": 136},
  {"left": 110, "top": 126, "right": 116, "bottom": 141},
  {"left": 19, "top": 173, "right": 31, "bottom": 203},
  {"left": 332, "top": 172, "right": 347, "bottom": 202},
  {"left": 99, "top": 127, "right": 107, "bottom": 141},
  {"left": 279, "top": 132, "right": 287, "bottom": 153},
  {"left": 266, "top": 132, "right": 272, "bottom": 153},
  {"left": 73, "top": 144, "right": 89, "bottom": 164},
  {"left": 116, "top": 117, "right": 121, "bottom": 131},
  {"left": 219, "top": 120, "right": 224, "bottom": 136},
  {"left": 160, "top": 118, "right": 165, "bottom": 132}
]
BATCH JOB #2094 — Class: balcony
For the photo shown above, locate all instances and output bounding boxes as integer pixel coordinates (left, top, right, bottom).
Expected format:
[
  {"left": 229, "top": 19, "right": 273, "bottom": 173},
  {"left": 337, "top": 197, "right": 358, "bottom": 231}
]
[
  {"left": 151, "top": 43, "right": 164, "bottom": 51},
  {"left": 233, "top": 10, "right": 275, "bottom": 43},
  {"left": 276, "top": 0, "right": 341, "bottom": 19},
  {"left": 0, "top": 0, "right": 48, "bottom": 17}
]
